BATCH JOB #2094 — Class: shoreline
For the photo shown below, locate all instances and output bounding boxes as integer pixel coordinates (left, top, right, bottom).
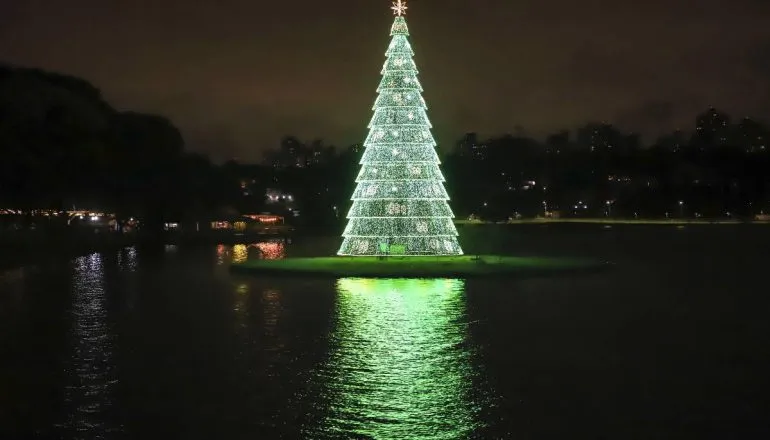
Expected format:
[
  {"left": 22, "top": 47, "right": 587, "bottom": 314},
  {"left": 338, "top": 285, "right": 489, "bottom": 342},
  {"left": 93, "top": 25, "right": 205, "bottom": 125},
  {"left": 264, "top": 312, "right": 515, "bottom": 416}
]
[
  {"left": 0, "top": 235, "right": 135, "bottom": 272},
  {"left": 1, "top": 218, "right": 766, "bottom": 272},
  {"left": 230, "top": 255, "right": 608, "bottom": 278},
  {"left": 455, "top": 218, "right": 767, "bottom": 225},
  {"left": 0, "top": 230, "right": 297, "bottom": 272}
]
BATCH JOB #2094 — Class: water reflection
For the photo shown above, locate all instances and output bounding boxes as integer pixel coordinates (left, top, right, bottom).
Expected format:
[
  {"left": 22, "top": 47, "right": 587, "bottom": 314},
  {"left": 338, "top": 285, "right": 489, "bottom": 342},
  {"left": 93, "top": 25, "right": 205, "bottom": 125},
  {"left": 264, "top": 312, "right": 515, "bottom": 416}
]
[
  {"left": 309, "top": 278, "right": 484, "bottom": 439},
  {"left": 216, "top": 244, "right": 228, "bottom": 265},
  {"left": 252, "top": 241, "right": 285, "bottom": 260},
  {"left": 231, "top": 244, "right": 248, "bottom": 263},
  {"left": 262, "top": 289, "right": 283, "bottom": 340},
  {"left": 232, "top": 283, "right": 286, "bottom": 361},
  {"left": 116, "top": 246, "right": 138, "bottom": 272},
  {"left": 117, "top": 246, "right": 139, "bottom": 311},
  {"left": 232, "top": 282, "right": 251, "bottom": 363},
  {"left": 60, "top": 253, "right": 120, "bottom": 437},
  {"left": 216, "top": 240, "right": 287, "bottom": 265}
]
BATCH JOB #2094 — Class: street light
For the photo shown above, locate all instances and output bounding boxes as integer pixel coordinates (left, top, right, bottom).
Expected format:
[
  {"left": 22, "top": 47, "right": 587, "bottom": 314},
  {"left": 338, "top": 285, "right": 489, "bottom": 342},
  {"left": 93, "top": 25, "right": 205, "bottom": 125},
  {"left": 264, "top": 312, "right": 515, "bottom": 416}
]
[
  {"left": 678, "top": 200, "right": 684, "bottom": 218},
  {"left": 605, "top": 200, "right": 613, "bottom": 217}
]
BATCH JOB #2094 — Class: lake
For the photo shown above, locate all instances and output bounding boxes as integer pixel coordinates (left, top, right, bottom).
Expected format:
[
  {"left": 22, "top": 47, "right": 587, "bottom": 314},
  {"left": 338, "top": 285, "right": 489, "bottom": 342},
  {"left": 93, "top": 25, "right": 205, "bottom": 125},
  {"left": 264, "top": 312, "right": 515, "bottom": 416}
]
[{"left": 1, "top": 225, "right": 769, "bottom": 439}]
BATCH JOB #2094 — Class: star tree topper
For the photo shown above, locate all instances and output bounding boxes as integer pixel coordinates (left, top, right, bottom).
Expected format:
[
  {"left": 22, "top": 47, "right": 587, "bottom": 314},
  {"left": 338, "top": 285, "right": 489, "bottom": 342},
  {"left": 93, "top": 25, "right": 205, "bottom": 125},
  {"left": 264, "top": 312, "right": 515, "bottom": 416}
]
[{"left": 391, "top": 0, "right": 407, "bottom": 16}]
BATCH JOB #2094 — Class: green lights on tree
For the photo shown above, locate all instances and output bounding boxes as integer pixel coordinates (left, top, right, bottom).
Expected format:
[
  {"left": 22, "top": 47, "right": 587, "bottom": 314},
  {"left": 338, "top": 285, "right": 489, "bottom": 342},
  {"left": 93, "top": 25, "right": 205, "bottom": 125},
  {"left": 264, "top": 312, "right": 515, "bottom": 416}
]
[{"left": 338, "top": 5, "right": 463, "bottom": 256}]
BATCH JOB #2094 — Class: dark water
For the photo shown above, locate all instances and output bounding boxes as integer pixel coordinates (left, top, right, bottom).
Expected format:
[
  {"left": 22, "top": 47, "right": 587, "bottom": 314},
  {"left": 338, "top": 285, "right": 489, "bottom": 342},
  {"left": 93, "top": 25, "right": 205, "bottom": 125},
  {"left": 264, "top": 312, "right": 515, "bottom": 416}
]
[{"left": 1, "top": 226, "right": 769, "bottom": 439}]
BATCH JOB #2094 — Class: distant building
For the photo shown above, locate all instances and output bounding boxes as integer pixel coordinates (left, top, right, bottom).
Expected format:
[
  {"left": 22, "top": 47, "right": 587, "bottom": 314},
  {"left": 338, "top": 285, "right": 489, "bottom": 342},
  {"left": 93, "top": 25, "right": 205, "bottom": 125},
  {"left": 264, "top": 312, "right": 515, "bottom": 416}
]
[
  {"left": 348, "top": 143, "right": 363, "bottom": 154},
  {"left": 265, "top": 188, "right": 295, "bottom": 207},
  {"left": 577, "top": 123, "right": 624, "bottom": 153},
  {"left": 239, "top": 178, "right": 258, "bottom": 196},
  {"left": 545, "top": 130, "right": 570, "bottom": 154},
  {"left": 211, "top": 214, "right": 292, "bottom": 236},
  {"left": 306, "top": 140, "right": 335, "bottom": 166},
  {"left": 737, "top": 117, "right": 767, "bottom": 152},
  {"left": 242, "top": 214, "right": 285, "bottom": 224},
  {"left": 265, "top": 137, "right": 336, "bottom": 168},
  {"left": 695, "top": 107, "right": 730, "bottom": 146},
  {"left": 655, "top": 129, "right": 687, "bottom": 152},
  {"left": 280, "top": 136, "right": 304, "bottom": 167},
  {"left": 456, "top": 132, "right": 487, "bottom": 160},
  {"left": 265, "top": 136, "right": 306, "bottom": 168}
]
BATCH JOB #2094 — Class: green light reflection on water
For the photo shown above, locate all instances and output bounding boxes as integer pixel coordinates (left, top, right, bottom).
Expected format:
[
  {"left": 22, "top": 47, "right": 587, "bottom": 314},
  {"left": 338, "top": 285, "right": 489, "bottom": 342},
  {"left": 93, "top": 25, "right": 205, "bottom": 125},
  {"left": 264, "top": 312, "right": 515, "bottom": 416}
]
[{"left": 310, "top": 278, "right": 482, "bottom": 439}]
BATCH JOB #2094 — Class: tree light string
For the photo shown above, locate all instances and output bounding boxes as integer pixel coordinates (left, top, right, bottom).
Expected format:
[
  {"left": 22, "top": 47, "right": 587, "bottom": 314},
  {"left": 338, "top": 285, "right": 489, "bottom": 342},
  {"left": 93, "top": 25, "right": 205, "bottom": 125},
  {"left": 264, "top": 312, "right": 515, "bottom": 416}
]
[{"left": 338, "top": 13, "right": 463, "bottom": 256}]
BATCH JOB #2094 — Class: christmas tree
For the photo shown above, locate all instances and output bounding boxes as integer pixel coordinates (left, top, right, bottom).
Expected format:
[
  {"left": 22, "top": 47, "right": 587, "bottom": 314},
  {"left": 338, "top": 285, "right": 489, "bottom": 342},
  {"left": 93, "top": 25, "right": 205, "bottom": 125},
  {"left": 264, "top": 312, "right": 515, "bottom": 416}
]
[{"left": 338, "top": 0, "right": 463, "bottom": 256}]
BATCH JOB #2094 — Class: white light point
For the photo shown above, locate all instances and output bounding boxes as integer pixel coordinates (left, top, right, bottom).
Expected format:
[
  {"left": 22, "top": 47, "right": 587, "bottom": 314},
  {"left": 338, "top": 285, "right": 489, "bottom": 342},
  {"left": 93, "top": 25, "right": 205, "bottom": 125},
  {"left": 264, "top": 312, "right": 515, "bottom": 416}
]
[{"left": 391, "top": 0, "right": 407, "bottom": 16}]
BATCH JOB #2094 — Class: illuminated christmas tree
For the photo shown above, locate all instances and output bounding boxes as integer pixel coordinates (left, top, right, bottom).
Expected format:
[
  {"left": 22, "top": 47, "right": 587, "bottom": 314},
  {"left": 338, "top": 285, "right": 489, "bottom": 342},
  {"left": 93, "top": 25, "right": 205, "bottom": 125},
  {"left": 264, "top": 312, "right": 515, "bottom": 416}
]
[{"left": 338, "top": 0, "right": 463, "bottom": 256}]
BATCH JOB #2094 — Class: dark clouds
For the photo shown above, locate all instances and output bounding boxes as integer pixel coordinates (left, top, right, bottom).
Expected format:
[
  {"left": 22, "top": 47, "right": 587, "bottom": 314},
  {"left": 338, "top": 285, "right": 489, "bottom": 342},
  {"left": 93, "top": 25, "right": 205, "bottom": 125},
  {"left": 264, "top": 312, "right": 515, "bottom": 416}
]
[{"left": 0, "top": 0, "right": 768, "bottom": 161}]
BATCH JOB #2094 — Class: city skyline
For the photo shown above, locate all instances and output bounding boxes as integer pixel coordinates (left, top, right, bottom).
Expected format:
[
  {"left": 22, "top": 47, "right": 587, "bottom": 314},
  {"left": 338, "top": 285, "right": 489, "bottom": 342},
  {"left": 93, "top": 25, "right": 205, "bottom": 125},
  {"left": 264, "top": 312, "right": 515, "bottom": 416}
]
[{"left": 1, "top": 0, "right": 769, "bottom": 161}]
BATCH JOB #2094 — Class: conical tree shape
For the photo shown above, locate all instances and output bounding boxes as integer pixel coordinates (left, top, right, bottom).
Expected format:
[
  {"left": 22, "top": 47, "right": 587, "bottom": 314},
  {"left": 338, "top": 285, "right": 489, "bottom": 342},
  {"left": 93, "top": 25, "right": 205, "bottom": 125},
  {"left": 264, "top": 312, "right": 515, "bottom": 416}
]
[{"left": 338, "top": 15, "right": 463, "bottom": 256}]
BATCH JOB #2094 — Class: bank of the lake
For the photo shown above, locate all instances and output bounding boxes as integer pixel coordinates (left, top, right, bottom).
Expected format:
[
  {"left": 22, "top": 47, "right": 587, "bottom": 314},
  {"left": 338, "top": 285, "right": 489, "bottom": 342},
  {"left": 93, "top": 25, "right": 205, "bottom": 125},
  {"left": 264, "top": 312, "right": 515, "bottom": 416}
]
[
  {"left": 4, "top": 218, "right": 765, "bottom": 271},
  {"left": 0, "top": 230, "right": 295, "bottom": 271},
  {"left": 231, "top": 254, "right": 607, "bottom": 278},
  {"left": 0, "top": 231, "right": 133, "bottom": 271},
  {"left": 456, "top": 217, "right": 768, "bottom": 225}
]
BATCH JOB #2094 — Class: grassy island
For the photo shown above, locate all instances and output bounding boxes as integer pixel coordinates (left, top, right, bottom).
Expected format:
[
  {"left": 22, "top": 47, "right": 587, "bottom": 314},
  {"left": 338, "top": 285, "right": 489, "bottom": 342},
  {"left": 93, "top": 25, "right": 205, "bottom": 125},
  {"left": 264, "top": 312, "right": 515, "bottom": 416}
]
[{"left": 229, "top": 255, "right": 608, "bottom": 279}]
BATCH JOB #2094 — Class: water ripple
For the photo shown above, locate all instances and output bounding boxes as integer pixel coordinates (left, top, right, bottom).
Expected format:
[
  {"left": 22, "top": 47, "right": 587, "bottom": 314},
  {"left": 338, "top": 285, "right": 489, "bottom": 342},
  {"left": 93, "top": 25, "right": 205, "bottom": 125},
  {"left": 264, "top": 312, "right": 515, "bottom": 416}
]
[
  {"left": 58, "top": 253, "right": 121, "bottom": 438},
  {"left": 305, "top": 278, "right": 487, "bottom": 439}
]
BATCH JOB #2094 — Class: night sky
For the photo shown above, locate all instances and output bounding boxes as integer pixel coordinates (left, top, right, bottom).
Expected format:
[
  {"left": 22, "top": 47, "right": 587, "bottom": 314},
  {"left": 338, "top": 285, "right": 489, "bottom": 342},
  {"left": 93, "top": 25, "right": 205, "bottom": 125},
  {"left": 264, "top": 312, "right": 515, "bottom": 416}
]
[{"left": 1, "top": 0, "right": 769, "bottom": 161}]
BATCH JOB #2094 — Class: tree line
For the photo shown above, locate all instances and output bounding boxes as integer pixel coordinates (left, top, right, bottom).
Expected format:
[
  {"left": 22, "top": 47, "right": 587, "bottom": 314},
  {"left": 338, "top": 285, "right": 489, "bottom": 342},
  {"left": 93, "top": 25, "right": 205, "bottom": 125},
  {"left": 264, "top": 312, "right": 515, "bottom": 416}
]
[
  {"left": 0, "top": 64, "right": 244, "bottom": 230},
  {"left": 2, "top": 64, "right": 769, "bottom": 233}
]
